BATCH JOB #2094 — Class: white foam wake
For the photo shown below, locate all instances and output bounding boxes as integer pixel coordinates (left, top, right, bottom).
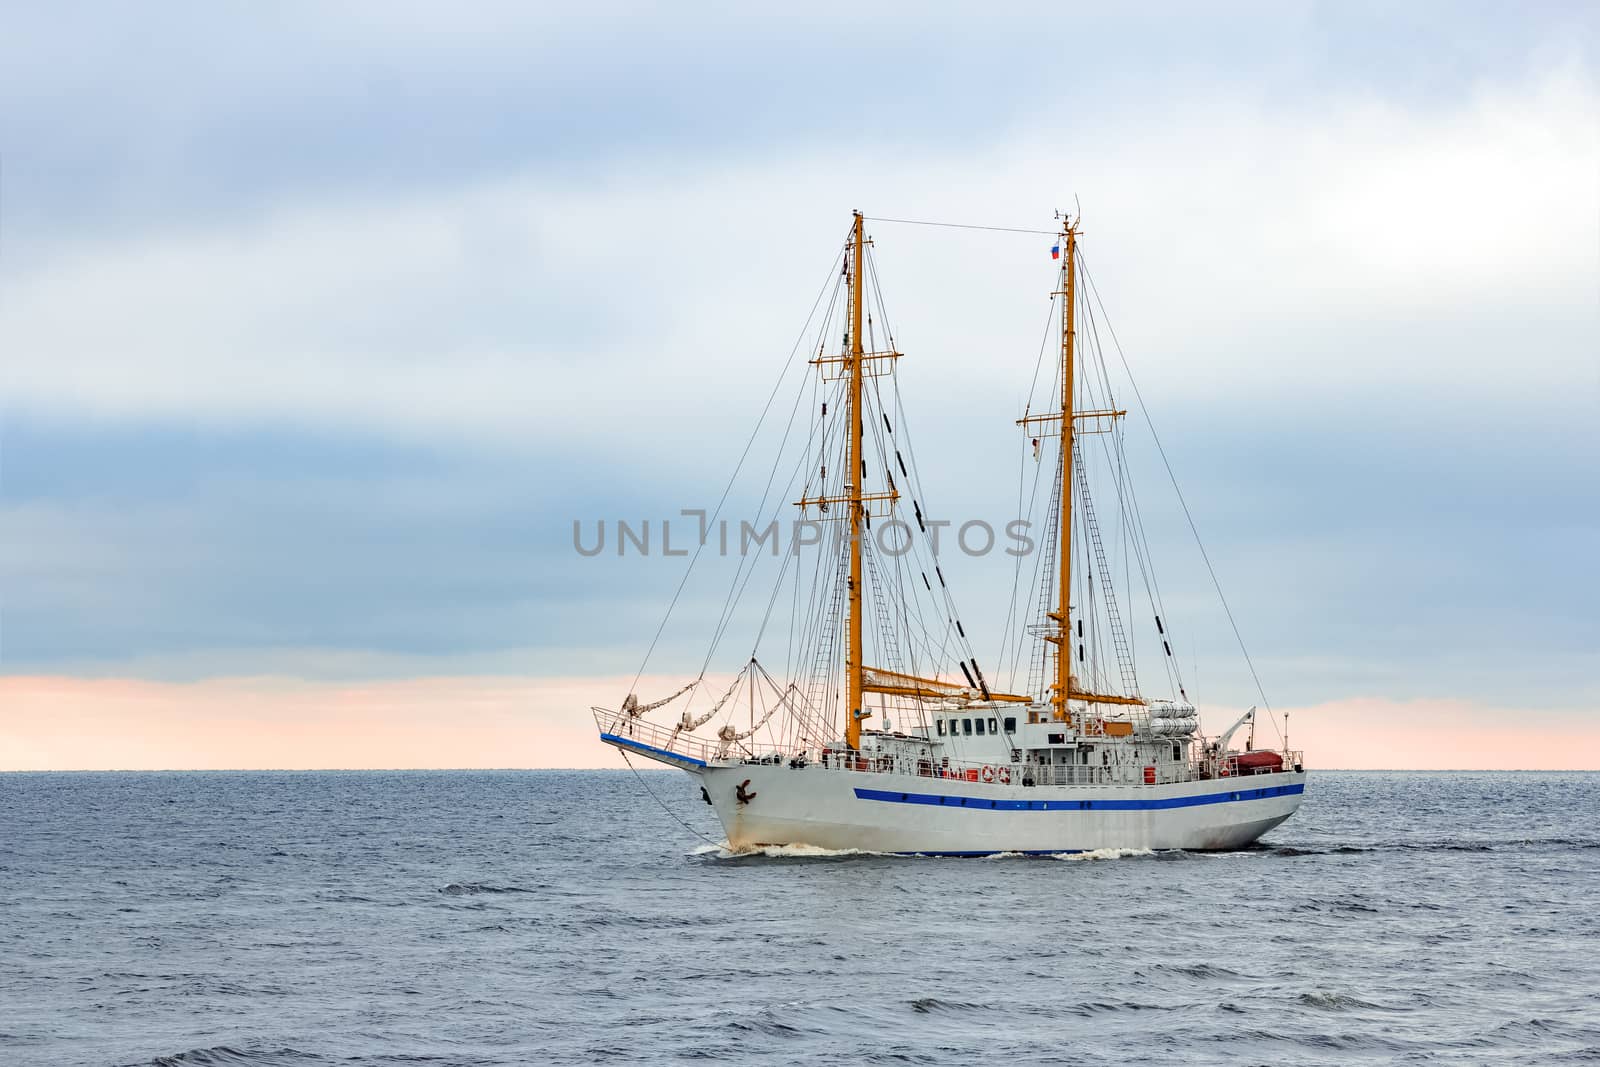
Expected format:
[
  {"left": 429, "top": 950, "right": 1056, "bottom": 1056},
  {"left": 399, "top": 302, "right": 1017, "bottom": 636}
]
[
  {"left": 688, "top": 842, "right": 1158, "bottom": 861},
  {"left": 690, "top": 841, "right": 891, "bottom": 859}
]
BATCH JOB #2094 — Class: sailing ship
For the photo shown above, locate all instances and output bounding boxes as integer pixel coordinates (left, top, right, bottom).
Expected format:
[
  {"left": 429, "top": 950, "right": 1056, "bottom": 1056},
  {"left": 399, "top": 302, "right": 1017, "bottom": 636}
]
[{"left": 596, "top": 211, "right": 1305, "bottom": 854}]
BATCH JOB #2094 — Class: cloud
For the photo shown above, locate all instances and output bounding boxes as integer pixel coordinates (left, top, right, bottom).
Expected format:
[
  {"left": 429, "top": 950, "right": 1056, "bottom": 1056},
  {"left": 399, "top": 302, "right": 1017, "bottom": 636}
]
[
  {"left": 4, "top": 65, "right": 1594, "bottom": 447},
  {"left": 17, "top": 1, "right": 1585, "bottom": 251}
]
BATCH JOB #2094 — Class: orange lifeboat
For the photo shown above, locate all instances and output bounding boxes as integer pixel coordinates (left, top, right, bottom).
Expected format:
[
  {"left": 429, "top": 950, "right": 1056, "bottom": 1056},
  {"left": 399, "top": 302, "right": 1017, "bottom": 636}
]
[{"left": 1234, "top": 751, "right": 1284, "bottom": 776}]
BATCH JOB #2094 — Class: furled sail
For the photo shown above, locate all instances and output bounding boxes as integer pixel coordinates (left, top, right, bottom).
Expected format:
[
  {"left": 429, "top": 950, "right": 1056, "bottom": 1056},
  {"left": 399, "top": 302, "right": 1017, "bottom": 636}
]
[
  {"left": 861, "top": 666, "right": 974, "bottom": 701},
  {"left": 618, "top": 680, "right": 697, "bottom": 727},
  {"left": 714, "top": 683, "right": 801, "bottom": 755},
  {"left": 673, "top": 674, "right": 743, "bottom": 736},
  {"left": 860, "top": 666, "right": 1031, "bottom": 704}
]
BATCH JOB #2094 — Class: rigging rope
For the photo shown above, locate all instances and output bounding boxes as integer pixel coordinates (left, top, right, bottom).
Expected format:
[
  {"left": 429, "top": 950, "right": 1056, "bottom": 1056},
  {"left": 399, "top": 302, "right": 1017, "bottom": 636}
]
[
  {"left": 627, "top": 233, "right": 848, "bottom": 701},
  {"left": 1080, "top": 256, "right": 1283, "bottom": 745},
  {"left": 865, "top": 215, "right": 1059, "bottom": 236},
  {"left": 1075, "top": 266, "right": 1183, "bottom": 698},
  {"left": 617, "top": 750, "right": 722, "bottom": 848},
  {"left": 997, "top": 285, "right": 1061, "bottom": 691}
]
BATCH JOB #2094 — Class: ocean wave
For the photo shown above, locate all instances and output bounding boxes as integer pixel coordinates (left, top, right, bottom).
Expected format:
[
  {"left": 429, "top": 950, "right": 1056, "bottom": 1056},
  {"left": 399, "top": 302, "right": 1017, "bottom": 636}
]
[
  {"left": 579, "top": 913, "right": 707, "bottom": 929},
  {"left": 1156, "top": 962, "right": 1246, "bottom": 981},
  {"left": 437, "top": 882, "right": 531, "bottom": 895},
  {"left": 725, "top": 1015, "right": 808, "bottom": 1038},
  {"left": 1267, "top": 837, "right": 1600, "bottom": 857},
  {"left": 1295, "top": 991, "right": 1396, "bottom": 1012},
  {"left": 909, "top": 996, "right": 987, "bottom": 1014},
  {"left": 143, "top": 1047, "right": 323, "bottom": 1067},
  {"left": 1059, "top": 999, "right": 1176, "bottom": 1016}
]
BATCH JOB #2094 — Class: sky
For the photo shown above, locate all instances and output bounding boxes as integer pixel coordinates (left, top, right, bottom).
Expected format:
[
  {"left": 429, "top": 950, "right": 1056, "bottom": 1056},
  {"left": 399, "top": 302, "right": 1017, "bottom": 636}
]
[{"left": 2, "top": 2, "right": 1597, "bottom": 770}]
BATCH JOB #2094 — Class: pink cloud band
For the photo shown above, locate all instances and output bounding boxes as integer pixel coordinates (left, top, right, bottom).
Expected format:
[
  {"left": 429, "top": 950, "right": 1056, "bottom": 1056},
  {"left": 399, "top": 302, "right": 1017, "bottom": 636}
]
[{"left": 2, "top": 676, "right": 1594, "bottom": 771}]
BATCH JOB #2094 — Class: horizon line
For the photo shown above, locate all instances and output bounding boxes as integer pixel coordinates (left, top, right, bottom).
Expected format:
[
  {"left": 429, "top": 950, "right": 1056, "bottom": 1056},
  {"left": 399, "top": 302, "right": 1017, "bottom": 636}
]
[{"left": 5, "top": 766, "right": 1597, "bottom": 774}]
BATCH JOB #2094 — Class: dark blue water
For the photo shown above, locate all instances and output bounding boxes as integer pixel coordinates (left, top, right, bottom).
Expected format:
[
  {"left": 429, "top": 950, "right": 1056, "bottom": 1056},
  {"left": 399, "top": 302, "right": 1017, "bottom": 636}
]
[{"left": 3, "top": 770, "right": 1597, "bottom": 1066}]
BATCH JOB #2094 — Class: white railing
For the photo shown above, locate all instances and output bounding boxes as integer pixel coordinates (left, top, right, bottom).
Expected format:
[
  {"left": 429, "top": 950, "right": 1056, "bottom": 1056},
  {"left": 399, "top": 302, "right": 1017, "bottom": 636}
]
[
  {"left": 1200, "top": 749, "right": 1305, "bottom": 780},
  {"left": 595, "top": 707, "right": 798, "bottom": 765},
  {"left": 596, "top": 707, "right": 1304, "bottom": 786},
  {"left": 595, "top": 708, "right": 717, "bottom": 764}
]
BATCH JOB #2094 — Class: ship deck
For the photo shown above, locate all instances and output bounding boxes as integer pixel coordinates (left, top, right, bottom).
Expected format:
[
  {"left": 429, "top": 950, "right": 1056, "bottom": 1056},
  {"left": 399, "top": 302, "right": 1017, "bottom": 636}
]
[{"left": 595, "top": 708, "right": 1303, "bottom": 790}]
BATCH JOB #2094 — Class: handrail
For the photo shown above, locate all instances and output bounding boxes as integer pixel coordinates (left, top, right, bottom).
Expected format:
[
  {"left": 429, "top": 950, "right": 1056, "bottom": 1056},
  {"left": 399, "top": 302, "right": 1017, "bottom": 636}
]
[
  {"left": 595, "top": 708, "right": 1305, "bottom": 785},
  {"left": 594, "top": 708, "right": 793, "bottom": 765}
]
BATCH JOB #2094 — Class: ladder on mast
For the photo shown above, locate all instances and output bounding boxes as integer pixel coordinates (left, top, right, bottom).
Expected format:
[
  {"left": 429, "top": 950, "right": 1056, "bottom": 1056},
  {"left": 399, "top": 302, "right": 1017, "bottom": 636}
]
[{"left": 1076, "top": 453, "right": 1139, "bottom": 696}]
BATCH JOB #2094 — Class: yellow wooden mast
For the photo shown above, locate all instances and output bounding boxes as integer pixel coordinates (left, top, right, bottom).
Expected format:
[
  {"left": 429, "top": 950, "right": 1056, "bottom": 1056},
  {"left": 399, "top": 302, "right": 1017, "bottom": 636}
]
[
  {"left": 845, "top": 211, "right": 867, "bottom": 750},
  {"left": 1016, "top": 218, "right": 1136, "bottom": 714},
  {"left": 1052, "top": 219, "right": 1079, "bottom": 722}
]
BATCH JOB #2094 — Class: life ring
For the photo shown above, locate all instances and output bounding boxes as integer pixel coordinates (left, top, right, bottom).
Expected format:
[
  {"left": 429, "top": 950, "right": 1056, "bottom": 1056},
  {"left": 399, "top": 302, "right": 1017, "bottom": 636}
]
[
  {"left": 997, "top": 766, "right": 1011, "bottom": 785},
  {"left": 981, "top": 765, "right": 995, "bottom": 783}
]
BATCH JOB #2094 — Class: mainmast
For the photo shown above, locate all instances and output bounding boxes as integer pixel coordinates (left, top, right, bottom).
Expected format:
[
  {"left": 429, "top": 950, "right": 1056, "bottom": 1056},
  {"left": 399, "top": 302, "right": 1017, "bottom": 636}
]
[
  {"left": 1052, "top": 219, "right": 1079, "bottom": 722},
  {"left": 845, "top": 210, "right": 867, "bottom": 750},
  {"left": 1016, "top": 217, "right": 1137, "bottom": 716}
]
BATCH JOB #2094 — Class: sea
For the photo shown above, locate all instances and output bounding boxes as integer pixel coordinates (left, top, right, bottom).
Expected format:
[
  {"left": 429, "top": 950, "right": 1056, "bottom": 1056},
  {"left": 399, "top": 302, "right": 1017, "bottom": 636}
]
[{"left": 2, "top": 769, "right": 1597, "bottom": 1066}]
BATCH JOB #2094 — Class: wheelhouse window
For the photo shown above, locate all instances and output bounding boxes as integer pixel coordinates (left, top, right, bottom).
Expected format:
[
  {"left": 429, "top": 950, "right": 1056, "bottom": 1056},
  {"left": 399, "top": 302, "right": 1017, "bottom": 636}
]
[
  {"left": 1003, "top": 716, "right": 1017, "bottom": 733},
  {"left": 1047, "top": 732, "right": 1066, "bottom": 745},
  {"left": 975, "top": 718, "right": 986, "bottom": 736},
  {"left": 962, "top": 718, "right": 973, "bottom": 736},
  {"left": 988, "top": 717, "right": 998, "bottom": 734},
  {"left": 936, "top": 719, "right": 945, "bottom": 736}
]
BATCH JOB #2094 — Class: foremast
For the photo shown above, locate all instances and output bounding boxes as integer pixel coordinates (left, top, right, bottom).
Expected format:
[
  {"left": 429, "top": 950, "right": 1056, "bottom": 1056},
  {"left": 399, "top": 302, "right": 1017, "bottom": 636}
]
[
  {"left": 802, "top": 212, "right": 1027, "bottom": 751},
  {"left": 793, "top": 212, "right": 881, "bottom": 751}
]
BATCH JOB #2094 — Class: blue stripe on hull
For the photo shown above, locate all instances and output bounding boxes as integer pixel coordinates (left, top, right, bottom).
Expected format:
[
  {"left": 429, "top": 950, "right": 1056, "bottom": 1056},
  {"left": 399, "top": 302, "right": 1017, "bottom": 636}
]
[
  {"left": 854, "top": 781, "right": 1303, "bottom": 811},
  {"left": 599, "top": 733, "right": 708, "bottom": 768}
]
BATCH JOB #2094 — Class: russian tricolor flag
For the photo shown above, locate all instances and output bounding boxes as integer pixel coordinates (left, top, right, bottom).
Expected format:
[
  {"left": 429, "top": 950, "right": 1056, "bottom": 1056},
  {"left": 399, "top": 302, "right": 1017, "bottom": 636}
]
[{"left": 1050, "top": 244, "right": 1061, "bottom": 260}]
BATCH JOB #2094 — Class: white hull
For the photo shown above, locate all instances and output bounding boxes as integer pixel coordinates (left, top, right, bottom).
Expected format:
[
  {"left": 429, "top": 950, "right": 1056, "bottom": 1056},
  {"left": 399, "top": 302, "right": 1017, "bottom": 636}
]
[
  {"left": 612, "top": 731, "right": 1304, "bottom": 853},
  {"left": 701, "top": 765, "right": 1301, "bottom": 854}
]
